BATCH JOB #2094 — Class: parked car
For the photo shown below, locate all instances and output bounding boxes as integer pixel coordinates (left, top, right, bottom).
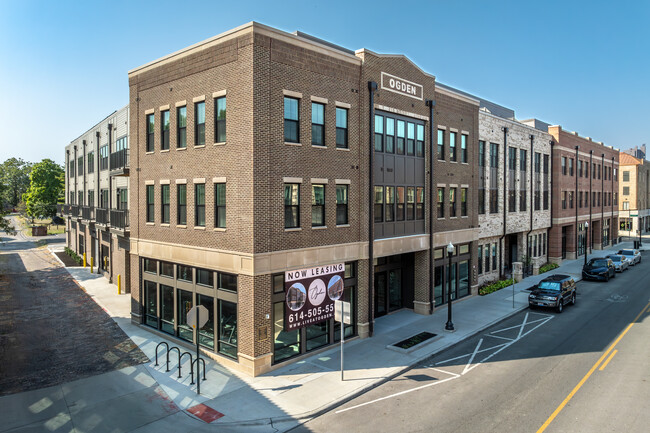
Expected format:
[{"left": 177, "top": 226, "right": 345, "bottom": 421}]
[
  {"left": 617, "top": 249, "right": 641, "bottom": 265},
  {"left": 529, "top": 274, "right": 577, "bottom": 313},
  {"left": 605, "top": 254, "right": 630, "bottom": 272},
  {"left": 582, "top": 258, "right": 616, "bottom": 281}
]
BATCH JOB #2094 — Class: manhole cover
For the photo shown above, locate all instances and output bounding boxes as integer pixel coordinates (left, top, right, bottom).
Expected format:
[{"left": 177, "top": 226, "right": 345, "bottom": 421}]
[{"left": 393, "top": 332, "right": 437, "bottom": 350}]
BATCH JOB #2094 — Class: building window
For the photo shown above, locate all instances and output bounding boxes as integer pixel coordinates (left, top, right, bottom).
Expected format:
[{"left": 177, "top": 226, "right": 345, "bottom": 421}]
[
  {"left": 407, "top": 122, "right": 415, "bottom": 156},
  {"left": 449, "top": 131, "right": 457, "bottom": 161},
  {"left": 177, "top": 106, "right": 187, "bottom": 148},
  {"left": 569, "top": 158, "right": 574, "bottom": 176},
  {"left": 88, "top": 190, "right": 94, "bottom": 207},
  {"left": 284, "top": 183, "right": 300, "bottom": 228},
  {"left": 485, "top": 244, "right": 490, "bottom": 272},
  {"left": 623, "top": 186, "right": 630, "bottom": 195},
  {"left": 195, "top": 183, "right": 205, "bottom": 227},
  {"left": 407, "top": 187, "right": 415, "bottom": 220},
  {"left": 437, "top": 129, "right": 445, "bottom": 161},
  {"left": 478, "top": 140, "right": 485, "bottom": 214},
  {"left": 284, "top": 97, "right": 299, "bottom": 143},
  {"left": 461, "top": 134, "right": 468, "bottom": 163},
  {"left": 492, "top": 244, "right": 497, "bottom": 270},
  {"left": 161, "top": 110, "right": 170, "bottom": 150},
  {"left": 396, "top": 186, "right": 405, "bottom": 221},
  {"left": 478, "top": 246, "right": 483, "bottom": 274},
  {"left": 196, "top": 268, "right": 213, "bottom": 287},
  {"left": 396, "top": 120, "right": 405, "bottom": 155},
  {"left": 177, "top": 289, "right": 193, "bottom": 342},
  {"left": 144, "top": 280, "right": 157, "bottom": 328},
  {"left": 385, "top": 186, "right": 395, "bottom": 222},
  {"left": 385, "top": 118, "right": 395, "bottom": 153},
  {"left": 215, "top": 96, "right": 226, "bottom": 143},
  {"left": 146, "top": 113, "right": 154, "bottom": 152},
  {"left": 195, "top": 101, "right": 205, "bottom": 146},
  {"left": 161, "top": 184, "right": 170, "bottom": 224},
  {"left": 416, "top": 187, "right": 424, "bottom": 220},
  {"left": 215, "top": 183, "right": 226, "bottom": 228},
  {"left": 146, "top": 185, "right": 154, "bottom": 222},
  {"left": 218, "top": 300, "right": 237, "bottom": 358},
  {"left": 374, "top": 186, "right": 383, "bottom": 222},
  {"left": 100, "top": 145, "right": 109, "bottom": 170},
  {"left": 177, "top": 184, "right": 186, "bottom": 225},
  {"left": 598, "top": 164, "right": 601, "bottom": 179},
  {"left": 569, "top": 191, "right": 574, "bottom": 209},
  {"left": 177, "top": 264, "right": 192, "bottom": 282},
  {"left": 311, "top": 102, "right": 325, "bottom": 146},
  {"left": 622, "top": 201, "right": 629, "bottom": 210},
  {"left": 312, "top": 184, "right": 325, "bottom": 227},
  {"left": 543, "top": 154, "right": 549, "bottom": 210},
  {"left": 144, "top": 258, "right": 157, "bottom": 274},
  {"left": 160, "top": 262, "right": 174, "bottom": 278},
  {"left": 561, "top": 191, "right": 567, "bottom": 209},
  {"left": 78, "top": 156, "right": 84, "bottom": 175},
  {"left": 87, "top": 151, "right": 94, "bottom": 174},
  {"left": 197, "top": 294, "right": 214, "bottom": 349},
  {"left": 578, "top": 160, "right": 583, "bottom": 177},
  {"left": 623, "top": 170, "right": 630, "bottom": 182},
  {"left": 160, "top": 284, "right": 174, "bottom": 334},
  {"left": 449, "top": 188, "right": 457, "bottom": 217},
  {"left": 592, "top": 162, "right": 596, "bottom": 179},
  {"left": 416, "top": 124, "right": 425, "bottom": 158},
  {"left": 614, "top": 168, "right": 618, "bottom": 181},
  {"left": 561, "top": 157, "right": 566, "bottom": 175},
  {"left": 437, "top": 187, "right": 444, "bottom": 218},
  {"left": 579, "top": 191, "right": 583, "bottom": 208},
  {"left": 461, "top": 188, "right": 467, "bottom": 216},
  {"left": 336, "top": 107, "right": 348, "bottom": 149},
  {"left": 336, "top": 185, "right": 348, "bottom": 225},
  {"left": 520, "top": 190, "right": 527, "bottom": 212}
]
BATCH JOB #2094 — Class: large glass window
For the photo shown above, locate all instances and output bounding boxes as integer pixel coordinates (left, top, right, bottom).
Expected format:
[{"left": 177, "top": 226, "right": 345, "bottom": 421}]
[
  {"left": 407, "top": 122, "right": 415, "bottom": 156},
  {"left": 374, "top": 115, "right": 384, "bottom": 151},
  {"left": 306, "top": 321, "right": 329, "bottom": 351},
  {"left": 416, "top": 187, "right": 424, "bottom": 220},
  {"left": 146, "top": 185, "right": 154, "bottom": 223},
  {"left": 146, "top": 113, "right": 154, "bottom": 152},
  {"left": 177, "top": 289, "right": 193, "bottom": 342},
  {"left": 215, "top": 183, "right": 226, "bottom": 228},
  {"left": 177, "top": 106, "right": 187, "bottom": 148},
  {"left": 416, "top": 124, "right": 424, "bottom": 157},
  {"left": 336, "top": 107, "right": 348, "bottom": 148},
  {"left": 177, "top": 264, "right": 192, "bottom": 282},
  {"left": 218, "top": 300, "right": 237, "bottom": 358},
  {"left": 396, "top": 120, "right": 405, "bottom": 155},
  {"left": 385, "top": 186, "right": 395, "bottom": 222},
  {"left": 311, "top": 102, "right": 325, "bottom": 146},
  {"left": 336, "top": 185, "right": 348, "bottom": 225},
  {"left": 195, "top": 184, "right": 205, "bottom": 227},
  {"left": 218, "top": 273, "right": 237, "bottom": 292},
  {"left": 396, "top": 186, "right": 405, "bottom": 221},
  {"left": 458, "top": 260, "right": 469, "bottom": 298},
  {"left": 312, "top": 184, "right": 325, "bottom": 227},
  {"left": 215, "top": 97, "right": 226, "bottom": 143},
  {"left": 478, "top": 246, "right": 483, "bottom": 274},
  {"left": 177, "top": 184, "right": 186, "bottom": 225},
  {"left": 385, "top": 118, "right": 395, "bottom": 153},
  {"left": 195, "top": 101, "right": 205, "bottom": 146},
  {"left": 284, "top": 183, "right": 300, "bottom": 228},
  {"left": 374, "top": 186, "right": 383, "bottom": 223},
  {"left": 161, "top": 184, "right": 170, "bottom": 224},
  {"left": 284, "top": 97, "right": 299, "bottom": 143},
  {"left": 144, "top": 258, "right": 157, "bottom": 274},
  {"left": 407, "top": 187, "right": 415, "bottom": 220},
  {"left": 160, "top": 284, "right": 174, "bottom": 334},
  {"left": 161, "top": 110, "right": 170, "bottom": 150},
  {"left": 274, "top": 302, "right": 299, "bottom": 362},
  {"left": 144, "top": 280, "right": 157, "bottom": 328},
  {"left": 198, "top": 294, "right": 215, "bottom": 350},
  {"left": 160, "top": 261, "right": 174, "bottom": 278},
  {"left": 197, "top": 268, "right": 213, "bottom": 287}
]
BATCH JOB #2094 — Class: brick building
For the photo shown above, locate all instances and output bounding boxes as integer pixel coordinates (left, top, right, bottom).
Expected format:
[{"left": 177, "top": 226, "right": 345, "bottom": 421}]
[
  {"left": 126, "top": 22, "right": 479, "bottom": 376},
  {"left": 62, "top": 105, "right": 131, "bottom": 290},
  {"left": 542, "top": 126, "right": 619, "bottom": 263},
  {"left": 618, "top": 152, "right": 650, "bottom": 236}
]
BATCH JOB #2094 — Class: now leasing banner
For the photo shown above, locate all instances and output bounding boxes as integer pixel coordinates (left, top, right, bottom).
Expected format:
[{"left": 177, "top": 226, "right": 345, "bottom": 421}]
[{"left": 285, "top": 263, "right": 345, "bottom": 331}]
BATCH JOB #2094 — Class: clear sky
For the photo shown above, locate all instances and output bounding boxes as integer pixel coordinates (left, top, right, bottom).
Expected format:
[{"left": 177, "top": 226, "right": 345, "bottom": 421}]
[{"left": 1, "top": 0, "right": 648, "bottom": 165}]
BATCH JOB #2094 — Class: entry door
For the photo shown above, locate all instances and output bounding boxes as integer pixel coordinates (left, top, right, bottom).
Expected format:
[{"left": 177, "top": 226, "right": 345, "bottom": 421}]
[
  {"left": 375, "top": 272, "right": 387, "bottom": 317},
  {"left": 561, "top": 227, "right": 567, "bottom": 259},
  {"left": 388, "top": 269, "right": 402, "bottom": 312}
]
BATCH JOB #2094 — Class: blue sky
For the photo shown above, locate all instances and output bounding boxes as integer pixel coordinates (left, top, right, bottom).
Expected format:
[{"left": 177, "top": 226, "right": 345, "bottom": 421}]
[{"left": 1, "top": 0, "right": 648, "bottom": 165}]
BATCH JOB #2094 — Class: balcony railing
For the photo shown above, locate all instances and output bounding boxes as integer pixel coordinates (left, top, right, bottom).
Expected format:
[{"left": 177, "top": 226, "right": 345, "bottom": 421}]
[
  {"left": 96, "top": 208, "right": 109, "bottom": 225},
  {"left": 70, "top": 204, "right": 79, "bottom": 217},
  {"left": 110, "top": 209, "right": 129, "bottom": 229},
  {"left": 110, "top": 149, "right": 129, "bottom": 175},
  {"left": 81, "top": 206, "right": 93, "bottom": 220}
]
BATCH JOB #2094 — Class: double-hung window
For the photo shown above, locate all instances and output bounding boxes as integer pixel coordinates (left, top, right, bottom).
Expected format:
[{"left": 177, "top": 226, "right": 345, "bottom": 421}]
[
  {"left": 311, "top": 102, "right": 325, "bottom": 146},
  {"left": 396, "top": 186, "right": 405, "bottom": 221},
  {"left": 285, "top": 183, "right": 300, "bottom": 228},
  {"left": 416, "top": 124, "right": 424, "bottom": 157},
  {"left": 561, "top": 157, "right": 566, "bottom": 175},
  {"left": 374, "top": 186, "right": 383, "bottom": 222},
  {"left": 146, "top": 185, "right": 154, "bottom": 223},
  {"left": 407, "top": 187, "right": 415, "bottom": 220},
  {"left": 461, "top": 188, "right": 468, "bottom": 216},
  {"left": 416, "top": 187, "right": 424, "bottom": 219},
  {"left": 385, "top": 118, "right": 395, "bottom": 153},
  {"left": 215, "top": 183, "right": 226, "bottom": 228},
  {"left": 396, "top": 120, "right": 405, "bottom": 155},
  {"left": 437, "top": 129, "right": 445, "bottom": 161},
  {"left": 284, "top": 97, "right": 299, "bottom": 143},
  {"left": 385, "top": 186, "right": 395, "bottom": 222},
  {"left": 146, "top": 114, "right": 154, "bottom": 152},
  {"left": 449, "top": 188, "right": 457, "bottom": 217},
  {"left": 161, "top": 184, "right": 170, "bottom": 224},
  {"left": 336, "top": 107, "right": 348, "bottom": 148},
  {"left": 407, "top": 122, "right": 415, "bottom": 156},
  {"left": 437, "top": 187, "right": 444, "bottom": 218},
  {"left": 336, "top": 185, "right": 348, "bottom": 225},
  {"left": 195, "top": 184, "right": 205, "bottom": 227},
  {"left": 374, "top": 115, "right": 383, "bottom": 151},
  {"left": 177, "top": 184, "right": 186, "bottom": 225},
  {"left": 312, "top": 184, "right": 325, "bottom": 227},
  {"left": 177, "top": 106, "right": 187, "bottom": 148},
  {"left": 195, "top": 102, "right": 205, "bottom": 146},
  {"left": 449, "top": 131, "right": 457, "bottom": 161},
  {"left": 215, "top": 97, "right": 226, "bottom": 143},
  {"left": 161, "top": 110, "right": 170, "bottom": 150},
  {"left": 461, "top": 134, "right": 468, "bottom": 163},
  {"left": 87, "top": 151, "right": 94, "bottom": 173}
]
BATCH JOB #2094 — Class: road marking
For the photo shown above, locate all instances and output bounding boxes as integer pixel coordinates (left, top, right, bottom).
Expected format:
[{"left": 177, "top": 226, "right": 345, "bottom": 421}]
[
  {"left": 517, "top": 312, "right": 529, "bottom": 339},
  {"left": 536, "top": 301, "right": 650, "bottom": 433},
  {"left": 462, "top": 338, "right": 483, "bottom": 375},
  {"left": 485, "top": 334, "right": 514, "bottom": 341},
  {"left": 335, "top": 368, "right": 460, "bottom": 414},
  {"left": 599, "top": 350, "right": 617, "bottom": 371}
]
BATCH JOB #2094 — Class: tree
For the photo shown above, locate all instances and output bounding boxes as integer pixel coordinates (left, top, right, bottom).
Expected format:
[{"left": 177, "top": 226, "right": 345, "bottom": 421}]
[
  {"left": 0, "top": 209, "right": 16, "bottom": 236},
  {"left": 1, "top": 158, "right": 32, "bottom": 208},
  {"left": 22, "top": 159, "right": 64, "bottom": 220}
]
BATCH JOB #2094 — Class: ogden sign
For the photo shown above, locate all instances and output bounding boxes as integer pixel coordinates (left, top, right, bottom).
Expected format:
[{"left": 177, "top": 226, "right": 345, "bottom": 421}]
[
  {"left": 285, "top": 263, "right": 345, "bottom": 331},
  {"left": 381, "top": 72, "right": 423, "bottom": 100}
]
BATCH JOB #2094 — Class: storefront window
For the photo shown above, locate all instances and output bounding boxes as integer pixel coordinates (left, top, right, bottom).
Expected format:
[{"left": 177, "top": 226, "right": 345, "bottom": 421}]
[
  {"left": 144, "top": 280, "right": 158, "bottom": 328},
  {"left": 198, "top": 294, "right": 215, "bottom": 350},
  {"left": 306, "top": 321, "right": 329, "bottom": 351},
  {"left": 196, "top": 268, "right": 213, "bottom": 287},
  {"left": 160, "top": 284, "right": 174, "bottom": 334},
  {"left": 273, "top": 274, "right": 284, "bottom": 293},
  {"left": 144, "top": 258, "right": 157, "bottom": 274},
  {"left": 218, "top": 300, "right": 237, "bottom": 358},
  {"left": 177, "top": 289, "right": 193, "bottom": 342},
  {"left": 458, "top": 260, "right": 469, "bottom": 298},
  {"left": 334, "top": 286, "right": 356, "bottom": 341},
  {"left": 274, "top": 302, "right": 300, "bottom": 362},
  {"left": 160, "top": 262, "right": 174, "bottom": 278},
  {"left": 177, "top": 265, "right": 192, "bottom": 282},
  {"left": 218, "top": 273, "right": 237, "bottom": 292}
]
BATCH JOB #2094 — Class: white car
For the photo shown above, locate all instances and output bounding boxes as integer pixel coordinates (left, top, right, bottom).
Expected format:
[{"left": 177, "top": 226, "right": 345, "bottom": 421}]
[
  {"left": 617, "top": 249, "right": 641, "bottom": 265},
  {"left": 606, "top": 254, "right": 630, "bottom": 272}
]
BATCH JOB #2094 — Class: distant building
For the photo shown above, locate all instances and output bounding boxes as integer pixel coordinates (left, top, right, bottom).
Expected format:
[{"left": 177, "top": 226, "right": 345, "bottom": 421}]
[
  {"left": 618, "top": 152, "right": 650, "bottom": 236},
  {"left": 622, "top": 144, "right": 646, "bottom": 160}
]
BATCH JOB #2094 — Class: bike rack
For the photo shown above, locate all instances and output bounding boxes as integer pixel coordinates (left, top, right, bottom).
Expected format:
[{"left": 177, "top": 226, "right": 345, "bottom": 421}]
[
  {"left": 179, "top": 351, "right": 194, "bottom": 384},
  {"left": 193, "top": 357, "right": 207, "bottom": 382},
  {"left": 154, "top": 341, "right": 207, "bottom": 392}
]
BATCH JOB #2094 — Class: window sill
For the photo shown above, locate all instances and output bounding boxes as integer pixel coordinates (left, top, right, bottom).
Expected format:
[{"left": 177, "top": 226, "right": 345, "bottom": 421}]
[
  {"left": 461, "top": 216, "right": 469, "bottom": 219},
  {"left": 285, "top": 228, "right": 302, "bottom": 232},
  {"left": 437, "top": 159, "right": 445, "bottom": 162},
  {"left": 437, "top": 217, "right": 445, "bottom": 220},
  {"left": 461, "top": 162, "right": 469, "bottom": 165},
  {"left": 312, "top": 225, "right": 327, "bottom": 230},
  {"left": 146, "top": 151, "right": 154, "bottom": 155},
  {"left": 177, "top": 225, "right": 187, "bottom": 229},
  {"left": 336, "top": 224, "right": 350, "bottom": 228},
  {"left": 146, "top": 222, "right": 155, "bottom": 226},
  {"left": 214, "top": 227, "right": 226, "bottom": 232},
  {"left": 214, "top": 142, "right": 226, "bottom": 146},
  {"left": 160, "top": 149, "right": 170, "bottom": 153},
  {"left": 336, "top": 147, "right": 350, "bottom": 151},
  {"left": 194, "top": 145, "right": 206, "bottom": 149},
  {"left": 450, "top": 161, "right": 458, "bottom": 164},
  {"left": 194, "top": 226, "right": 206, "bottom": 230},
  {"left": 311, "top": 144, "right": 327, "bottom": 149},
  {"left": 285, "top": 142, "right": 302, "bottom": 146},
  {"left": 176, "top": 147, "right": 187, "bottom": 151},
  {"left": 450, "top": 216, "right": 458, "bottom": 219},
  {"left": 161, "top": 223, "right": 170, "bottom": 227}
]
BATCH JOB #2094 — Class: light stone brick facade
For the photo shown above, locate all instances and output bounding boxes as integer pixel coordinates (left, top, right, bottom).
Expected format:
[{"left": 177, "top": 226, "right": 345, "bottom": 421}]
[{"left": 618, "top": 153, "right": 650, "bottom": 236}]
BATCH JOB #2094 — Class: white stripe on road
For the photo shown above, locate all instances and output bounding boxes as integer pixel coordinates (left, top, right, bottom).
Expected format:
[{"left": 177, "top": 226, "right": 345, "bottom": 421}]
[{"left": 462, "top": 338, "right": 483, "bottom": 375}]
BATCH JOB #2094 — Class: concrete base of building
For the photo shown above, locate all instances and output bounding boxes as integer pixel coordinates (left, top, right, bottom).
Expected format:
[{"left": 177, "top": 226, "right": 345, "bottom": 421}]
[
  {"left": 593, "top": 244, "right": 603, "bottom": 250},
  {"left": 566, "top": 252, "right": 577, "bottom": 260},
  {"left": 413, "top": 301, "right": 432, "bottom": 315},
  {"left": 237, "top": 352, "right": 273, "bottom": 377},
  {"left": 549, "top": 256, "right": 563, "bottom": 265},
  {"left": 357, "top": 322, "right": 371, "bottom": 339}
]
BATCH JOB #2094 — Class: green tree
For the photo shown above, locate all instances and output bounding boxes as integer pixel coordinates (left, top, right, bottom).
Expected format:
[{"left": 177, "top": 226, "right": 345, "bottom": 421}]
[
  {"left": 0, "top": 209, "right": 16, "bottom": 235},
  {"left": 22, "top": 159, "right": 64, "bottom": 220},
  {"left": 1, "top": 158, "right": 32, "bottom": 208}
]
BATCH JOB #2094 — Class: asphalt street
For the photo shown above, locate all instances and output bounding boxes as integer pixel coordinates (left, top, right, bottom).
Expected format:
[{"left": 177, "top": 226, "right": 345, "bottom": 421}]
[{"left": 292, "top": 253, "right": 650, "bottom": 433}]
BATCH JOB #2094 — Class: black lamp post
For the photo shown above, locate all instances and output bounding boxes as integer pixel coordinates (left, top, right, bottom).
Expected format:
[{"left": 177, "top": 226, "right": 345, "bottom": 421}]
[
  {"left": 445, "top": 242, "right": 455, "bottom": 331},
  {"left": 638, "top": 229, "right": 642, "bottom": 247},
  {"left": 584, "top": 221, "right": 589, "bottom": 267}
]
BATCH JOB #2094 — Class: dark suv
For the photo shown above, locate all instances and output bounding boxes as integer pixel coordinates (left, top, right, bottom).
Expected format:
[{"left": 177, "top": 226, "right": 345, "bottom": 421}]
[{"left": 529, "top": 274, "right": 577, "bottom": 313}]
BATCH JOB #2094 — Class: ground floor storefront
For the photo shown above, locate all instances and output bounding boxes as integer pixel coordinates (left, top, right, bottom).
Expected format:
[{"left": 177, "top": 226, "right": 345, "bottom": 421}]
[{"left": 549, "top": 215, "right": 619, "bottom": 264}]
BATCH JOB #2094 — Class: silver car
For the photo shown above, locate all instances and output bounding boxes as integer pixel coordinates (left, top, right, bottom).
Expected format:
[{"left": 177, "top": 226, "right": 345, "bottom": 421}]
[
  {"left": 617, "top": 249, "right": 641, "bottom": 265},
  {"left": 606, "top": 254, "right": 629, "bottom": 272}
]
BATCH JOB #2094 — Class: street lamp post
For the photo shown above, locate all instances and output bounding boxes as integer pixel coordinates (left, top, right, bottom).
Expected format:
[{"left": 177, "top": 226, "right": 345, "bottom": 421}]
[
  {"left": 584, "top": 221, "right": 589, "bottom": 267},
  {"left": 445, "top": 242, "right": 455, "bottom": 331}
]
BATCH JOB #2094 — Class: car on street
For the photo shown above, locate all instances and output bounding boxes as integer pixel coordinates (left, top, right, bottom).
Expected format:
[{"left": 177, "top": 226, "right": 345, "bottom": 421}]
[
  {"left": 582, "top": 258, "right": 616, "bottom": 281},
  {"left": 605, "top": 254, "right": 630, "bottom": 272},
  {"left": 617, "top": 249, "right": 641, "bottom": 265},
  {"left": 529, "top": 274, "right": 576, "bottom": 313}
]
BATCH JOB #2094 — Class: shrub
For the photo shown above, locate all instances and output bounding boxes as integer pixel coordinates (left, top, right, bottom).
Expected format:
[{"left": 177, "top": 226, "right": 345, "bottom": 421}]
[
  {"left": 479, "top": 278, "right": 515, "bottom": 296},
  {"left": 64, "top": 246, "right": 83, "bottom": 266},
  {"left": 539, "top": 262, "right": 559, "bottom": 274}
]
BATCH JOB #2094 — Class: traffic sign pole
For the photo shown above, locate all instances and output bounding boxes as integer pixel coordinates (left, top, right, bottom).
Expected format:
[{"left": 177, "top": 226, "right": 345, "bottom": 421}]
[{"left": 196, "top": 307, "right": 200, "bottom": 395}]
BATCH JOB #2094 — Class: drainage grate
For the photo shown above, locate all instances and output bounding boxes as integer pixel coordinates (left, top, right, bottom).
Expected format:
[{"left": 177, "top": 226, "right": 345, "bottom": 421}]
[{"left": 392, "top": 331, "right": 437, "bottom": 350}]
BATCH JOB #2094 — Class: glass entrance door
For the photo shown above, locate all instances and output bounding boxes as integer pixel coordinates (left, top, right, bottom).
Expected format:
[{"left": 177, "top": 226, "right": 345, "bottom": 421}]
[
  {"left": 375, "top": 269, "right": 403, "bottom": 316},
  {"left": 388, "top": 269, "right": 402, "bottom": 312},
  {"left": 375, "top": 272, "right": 387, "bottom": 317}
]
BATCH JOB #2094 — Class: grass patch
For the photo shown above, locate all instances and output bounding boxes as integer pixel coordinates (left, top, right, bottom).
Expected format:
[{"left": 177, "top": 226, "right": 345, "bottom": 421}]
[
  {"left": 64, "top": 247, "right": 83, "bottom": 266},
  {"left": 15, "top": 215, "right": 64, "bottom": 235},
  {"left": 479, "top": 278, "right": 515, "bottom": 296},
  {"left": 539, "top": 263, "right": 559, "bottom": 274}
]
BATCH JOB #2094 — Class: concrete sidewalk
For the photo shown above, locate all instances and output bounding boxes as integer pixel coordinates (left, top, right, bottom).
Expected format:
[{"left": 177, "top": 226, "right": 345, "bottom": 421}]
[{"left": 1, "top": 239, "right": 645, "bottom": 432}]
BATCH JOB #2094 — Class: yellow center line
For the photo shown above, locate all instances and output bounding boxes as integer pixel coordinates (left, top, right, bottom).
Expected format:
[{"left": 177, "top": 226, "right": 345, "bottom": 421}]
[
  {"left": 599, "top": 350, "right": 618, "bottom": 371},
  {"left": 536, "top": 301, "right": 650, "bottom": 433}
]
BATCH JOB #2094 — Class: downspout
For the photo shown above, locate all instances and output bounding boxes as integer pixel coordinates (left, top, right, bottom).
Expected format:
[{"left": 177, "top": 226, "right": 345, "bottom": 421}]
[
  {"left": 82, "top": 140, "right": 87, "bottom": 206},
  {"left": 601, "top": 153, "right": 605, "bottom": 247},
  {"left": 499, "top": 127, "right": 508, "bottom": 279},
  {"left": 96, "top": 131, "right": 100, "bottom": 209},
  {"left": 575, "top": 146, "right": 580, "bottom": 257},
  {"left": 66, "top": 149, "right": 70, "bottom": 205},
  {"left": 107, "top": 123, "right": 113, "bottom": 283},
  {"left": 426, "top": 99, "right": 436, "bottom": 313},
  {"left": 525, "top": 135, "right": 534, "bottom": 266},
  {"left": 368, "top": 81, "right": 377, "bottom": 337},
  {"left": 549, "top": 141, "right": 554, "bottom": 262},
  {"left": 73, "top": 145, "right": 78, "bottom": 206},
  {"left": 611, "top": 156, "right": 615, "bottom": 244},
  {"left": 589, "top": 150, "right": 593, "bottom": 253}
]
